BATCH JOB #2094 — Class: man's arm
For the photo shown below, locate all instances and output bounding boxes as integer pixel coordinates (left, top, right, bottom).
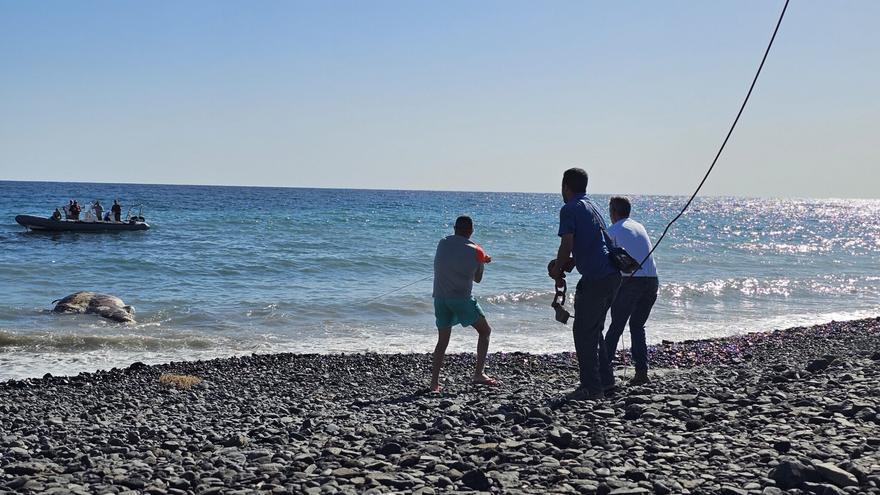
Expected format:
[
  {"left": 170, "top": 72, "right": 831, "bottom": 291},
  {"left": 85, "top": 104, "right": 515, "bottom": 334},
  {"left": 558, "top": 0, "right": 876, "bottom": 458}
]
[
  {"left": 473, "top": 262, "right": 484, "bottom": 283},
  {"left": 550, "top": 233, "right": 574, "bottom": 282}
]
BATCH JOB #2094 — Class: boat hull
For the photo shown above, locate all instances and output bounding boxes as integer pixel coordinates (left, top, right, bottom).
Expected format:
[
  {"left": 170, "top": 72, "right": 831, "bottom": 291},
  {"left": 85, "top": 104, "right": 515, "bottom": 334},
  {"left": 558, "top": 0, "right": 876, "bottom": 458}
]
[{"left": 15, "top": 215, "right": 150, "bottom": 232}]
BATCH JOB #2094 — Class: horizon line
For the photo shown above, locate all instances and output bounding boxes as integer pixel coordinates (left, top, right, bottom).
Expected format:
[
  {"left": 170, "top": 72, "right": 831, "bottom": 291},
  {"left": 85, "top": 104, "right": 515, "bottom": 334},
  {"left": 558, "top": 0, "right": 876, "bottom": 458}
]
[{"left": 0, "top": 179, "right": 876, "bottom": 202}]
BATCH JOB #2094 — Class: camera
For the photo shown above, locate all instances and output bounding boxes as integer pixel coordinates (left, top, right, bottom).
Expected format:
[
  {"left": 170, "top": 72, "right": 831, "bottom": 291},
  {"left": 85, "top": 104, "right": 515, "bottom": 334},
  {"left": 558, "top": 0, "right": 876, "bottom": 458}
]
[
  {"left": 548, "top": 258, "right": 575, "bottom": 324},
  {"left": 553, "top": 300, "right": 571, "bottom": 324}
]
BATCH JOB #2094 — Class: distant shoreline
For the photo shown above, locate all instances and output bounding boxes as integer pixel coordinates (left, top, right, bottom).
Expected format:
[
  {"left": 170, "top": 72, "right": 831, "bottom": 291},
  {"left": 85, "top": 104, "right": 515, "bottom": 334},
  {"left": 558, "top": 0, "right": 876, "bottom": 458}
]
[{"left": 3, "top": 179, "right": 877, "bottom": 201}]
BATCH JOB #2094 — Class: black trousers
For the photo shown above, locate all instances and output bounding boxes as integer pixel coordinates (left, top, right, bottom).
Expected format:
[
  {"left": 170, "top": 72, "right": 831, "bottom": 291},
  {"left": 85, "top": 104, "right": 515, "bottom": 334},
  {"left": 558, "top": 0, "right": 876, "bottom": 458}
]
[
  {"left": 572, "top": 272, "right": 621, "bottom": 393},
  {"left": 606, "top": 277, "right": 659, "bottom": 373}
]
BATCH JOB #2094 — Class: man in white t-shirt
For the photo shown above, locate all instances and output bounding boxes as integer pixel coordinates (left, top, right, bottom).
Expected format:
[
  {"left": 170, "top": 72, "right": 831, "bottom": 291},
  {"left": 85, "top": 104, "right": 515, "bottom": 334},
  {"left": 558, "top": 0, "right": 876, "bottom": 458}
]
[{"left": 605, "top": 196, "right": 659, "bottom": 386}]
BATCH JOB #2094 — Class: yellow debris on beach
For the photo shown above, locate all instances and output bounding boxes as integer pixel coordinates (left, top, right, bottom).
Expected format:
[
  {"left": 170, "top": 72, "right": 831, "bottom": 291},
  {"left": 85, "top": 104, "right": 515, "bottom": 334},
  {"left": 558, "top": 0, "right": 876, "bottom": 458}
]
[{"left": 159, "top": 373, "right": 202, "bottom": 390}]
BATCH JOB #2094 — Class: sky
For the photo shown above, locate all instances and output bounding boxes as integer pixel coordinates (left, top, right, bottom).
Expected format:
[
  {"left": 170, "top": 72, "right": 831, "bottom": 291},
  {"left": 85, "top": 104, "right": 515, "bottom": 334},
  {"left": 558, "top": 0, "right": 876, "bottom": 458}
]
[{"left": 1, "top": 1, "right": 878, "bottom": 198}]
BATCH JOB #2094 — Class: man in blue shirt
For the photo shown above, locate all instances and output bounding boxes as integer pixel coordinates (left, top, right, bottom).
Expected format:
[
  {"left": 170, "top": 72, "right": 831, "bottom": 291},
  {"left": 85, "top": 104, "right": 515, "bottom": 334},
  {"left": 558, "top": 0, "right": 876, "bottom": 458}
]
[
  {"left": 550, "top": 168, "right": 621, "bottom": 400},
  {"left": 605, "top": 196, "right": 659, "bottom": 386}
]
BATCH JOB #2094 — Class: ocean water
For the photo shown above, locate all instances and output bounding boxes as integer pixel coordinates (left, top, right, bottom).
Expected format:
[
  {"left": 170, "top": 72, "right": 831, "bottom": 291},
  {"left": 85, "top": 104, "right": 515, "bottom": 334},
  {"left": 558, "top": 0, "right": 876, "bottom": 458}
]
[{"left": 1, "top": 181, "right": 878, "bottom": 380}]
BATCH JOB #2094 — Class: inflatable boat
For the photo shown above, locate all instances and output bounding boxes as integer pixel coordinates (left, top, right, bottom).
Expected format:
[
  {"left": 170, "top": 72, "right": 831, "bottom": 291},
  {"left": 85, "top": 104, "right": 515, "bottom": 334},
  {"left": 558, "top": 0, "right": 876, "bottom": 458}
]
[{"left": 15, "top": 215, "right": 150, "bottom": 232}]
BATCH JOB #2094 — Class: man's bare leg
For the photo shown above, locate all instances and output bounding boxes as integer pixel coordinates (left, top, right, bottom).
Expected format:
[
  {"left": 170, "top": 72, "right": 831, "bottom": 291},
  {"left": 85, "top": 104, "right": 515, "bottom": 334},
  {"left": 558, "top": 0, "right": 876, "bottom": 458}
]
[
  {"left": 430, "top": 327, "right": 452, "bottom": 392},
  {"left": 471, "top": 317, "right": 495, "bottom": 384}
]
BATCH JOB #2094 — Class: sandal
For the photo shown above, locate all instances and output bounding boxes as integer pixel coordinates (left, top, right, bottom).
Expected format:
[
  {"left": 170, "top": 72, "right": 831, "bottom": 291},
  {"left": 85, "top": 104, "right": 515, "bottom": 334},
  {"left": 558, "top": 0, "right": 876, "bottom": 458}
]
[{"left": 471, "top": 377, "right": 500, "bottom": 387}]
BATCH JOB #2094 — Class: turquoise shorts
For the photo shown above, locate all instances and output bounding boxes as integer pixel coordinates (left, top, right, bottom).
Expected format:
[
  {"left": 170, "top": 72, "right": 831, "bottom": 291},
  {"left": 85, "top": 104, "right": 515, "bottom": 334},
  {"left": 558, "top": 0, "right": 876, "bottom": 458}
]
[{"left": 434, "top": 297, "right": 485, "bottom": 329}]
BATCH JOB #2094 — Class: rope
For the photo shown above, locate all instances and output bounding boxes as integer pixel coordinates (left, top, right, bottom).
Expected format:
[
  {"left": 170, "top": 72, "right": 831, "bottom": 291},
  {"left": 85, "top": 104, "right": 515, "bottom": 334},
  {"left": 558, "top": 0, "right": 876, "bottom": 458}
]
[
  {"left": 366, "top": 0, "right": 792, "bottom": 356},
  {"left": 361, "top": 275, "right": 433, "bottom": 305},
  {"left": 632, "top": 0, "right": 790, "bottom": 275},
  {"left": 618, "top": 0, "right": 790, "bottom": 380}
]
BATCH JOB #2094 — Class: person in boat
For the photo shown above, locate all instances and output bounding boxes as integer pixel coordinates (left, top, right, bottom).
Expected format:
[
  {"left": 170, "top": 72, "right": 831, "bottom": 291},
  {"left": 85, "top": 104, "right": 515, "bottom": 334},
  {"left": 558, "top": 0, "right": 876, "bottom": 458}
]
[
  {"left": 51, "top": 208, "right": 62, "bottom": 221},
  {"left": 103, "top": 211, "right": 111, "bottom": 222},
  {"left": 430, "top": 215, "right": 497, "bottom": 393},
  {"left": 111, "top": 200, "right": 122, "bottom": 222},
  {"left": 63, "top": 201, "right": 72, "bottom": 220},
  {"left": 93, "top": 201, "right": 104, "bottom": 222},
  {"left": 70, "top": 200, "right": 81, "bottom": 220}
]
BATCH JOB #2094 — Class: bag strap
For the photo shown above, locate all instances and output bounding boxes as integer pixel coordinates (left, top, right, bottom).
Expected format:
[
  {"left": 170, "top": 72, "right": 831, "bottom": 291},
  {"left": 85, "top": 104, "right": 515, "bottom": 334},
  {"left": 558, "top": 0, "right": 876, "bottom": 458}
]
[
  {"left": 582, "top": 199, "right": 619, "bottom": 248},
  {"left": 583, "top": 198, "right": 646, "bottom": 276}
]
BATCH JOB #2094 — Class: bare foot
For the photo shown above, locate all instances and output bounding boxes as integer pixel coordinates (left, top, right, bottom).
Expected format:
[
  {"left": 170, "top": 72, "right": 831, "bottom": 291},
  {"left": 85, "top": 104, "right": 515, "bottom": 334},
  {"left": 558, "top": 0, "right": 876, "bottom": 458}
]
[{"left": 471, "top": 375, "right": 499, "bottom": 386}]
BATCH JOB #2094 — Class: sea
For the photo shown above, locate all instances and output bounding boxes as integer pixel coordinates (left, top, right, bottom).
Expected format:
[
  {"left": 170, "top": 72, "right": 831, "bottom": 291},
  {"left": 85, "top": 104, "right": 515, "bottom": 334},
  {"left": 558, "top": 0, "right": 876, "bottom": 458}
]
[{"left": 1, "top": 181, "right": 878, "bottom": 381}]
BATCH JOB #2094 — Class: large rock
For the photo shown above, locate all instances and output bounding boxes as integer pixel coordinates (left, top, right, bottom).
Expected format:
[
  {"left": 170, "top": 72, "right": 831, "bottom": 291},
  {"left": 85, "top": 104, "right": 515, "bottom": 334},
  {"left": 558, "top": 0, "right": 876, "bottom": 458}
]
[
  {"left": 770, "top": 460, "right": 807, "bottom": 489},
  {"left": 625, "top": 469, "right": 649, "bottom": 482},
  {"left": 814, "top": 463, "right": 858, "bottom": 488},
  {"left": 548, "top": 427, "right": 573, "bottom": 448},
  {"left": 528, "top": 407, "right": 553, "bottom": 423},
  {"left": 461, "top": 469, "right": 490, "bottom": 490},
  {"left": 624, "top": 404, "right": 645, "bottom": 420},
  {"left": 377, "top": 442, "right": 402, "bottom": 456},
  {"left": 772, "top": 439, "right": 792, "bottom": 453}
]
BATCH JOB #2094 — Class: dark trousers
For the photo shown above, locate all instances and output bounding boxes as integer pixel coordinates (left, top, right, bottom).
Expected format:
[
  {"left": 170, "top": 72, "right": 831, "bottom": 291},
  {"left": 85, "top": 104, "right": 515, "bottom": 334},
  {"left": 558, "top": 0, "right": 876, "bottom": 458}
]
[
  {"left": 606, "top": 276, "right": 659, "bottom": 373},
  {"left": 572, "top": 272, "right": 621, "bottom": 393}
]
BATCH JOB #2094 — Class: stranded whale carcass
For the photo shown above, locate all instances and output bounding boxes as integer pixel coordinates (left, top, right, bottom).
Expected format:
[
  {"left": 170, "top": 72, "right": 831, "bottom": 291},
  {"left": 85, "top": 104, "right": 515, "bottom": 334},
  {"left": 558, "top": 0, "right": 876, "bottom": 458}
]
[{"left": 52, "top": 292, "right": 135, "bottom": 323}]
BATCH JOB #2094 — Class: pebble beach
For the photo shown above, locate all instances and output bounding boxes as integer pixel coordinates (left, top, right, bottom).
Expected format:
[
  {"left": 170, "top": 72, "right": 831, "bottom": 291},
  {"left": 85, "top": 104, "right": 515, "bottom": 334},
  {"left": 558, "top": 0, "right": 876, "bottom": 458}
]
[{"left": 2, "top": 317, "right": 879, "bottom": 494}]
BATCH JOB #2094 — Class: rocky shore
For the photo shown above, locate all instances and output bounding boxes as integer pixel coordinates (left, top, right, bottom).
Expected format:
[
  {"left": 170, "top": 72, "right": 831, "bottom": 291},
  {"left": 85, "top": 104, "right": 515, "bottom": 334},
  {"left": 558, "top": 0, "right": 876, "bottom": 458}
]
[{"left": 2, "top": 317, "right": 879, "bottom": 494}]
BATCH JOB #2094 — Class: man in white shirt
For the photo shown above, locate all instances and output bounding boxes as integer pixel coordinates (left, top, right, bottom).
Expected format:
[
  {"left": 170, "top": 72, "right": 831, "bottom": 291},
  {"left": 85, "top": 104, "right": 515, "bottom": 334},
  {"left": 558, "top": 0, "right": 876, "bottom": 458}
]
[{"left": 605, "top": 196, "right": 659, "bottom": 386}]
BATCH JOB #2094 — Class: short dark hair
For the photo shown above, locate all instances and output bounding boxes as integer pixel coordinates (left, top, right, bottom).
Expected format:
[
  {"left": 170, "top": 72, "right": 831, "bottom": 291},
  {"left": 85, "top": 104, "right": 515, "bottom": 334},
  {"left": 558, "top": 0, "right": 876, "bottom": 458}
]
[
  {"left": 454, "top": 215, "right": 473, "bottom": 232},
  {"left": 609, "top": 196, "right": 631, "bottom": 218},
  {"left": 562, "top": 168, "right": 588, "bottom": 194}
]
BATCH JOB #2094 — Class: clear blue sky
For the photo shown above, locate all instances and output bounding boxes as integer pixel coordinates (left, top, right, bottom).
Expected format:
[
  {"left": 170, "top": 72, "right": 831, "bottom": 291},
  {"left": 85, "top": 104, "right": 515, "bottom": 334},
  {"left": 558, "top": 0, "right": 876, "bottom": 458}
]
[{"left": 1, "top": 1, "right": 877, "bottom": 198}]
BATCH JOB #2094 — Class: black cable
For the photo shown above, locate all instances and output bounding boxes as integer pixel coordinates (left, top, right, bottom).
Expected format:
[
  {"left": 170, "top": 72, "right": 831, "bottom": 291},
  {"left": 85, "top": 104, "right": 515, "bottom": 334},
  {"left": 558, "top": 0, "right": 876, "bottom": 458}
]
[
  {"left": 368, "top": 2, "right": 791, "bottom": 303},
  {"left": 633, "top": 0, "right": 790, "bottom": 273}
]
